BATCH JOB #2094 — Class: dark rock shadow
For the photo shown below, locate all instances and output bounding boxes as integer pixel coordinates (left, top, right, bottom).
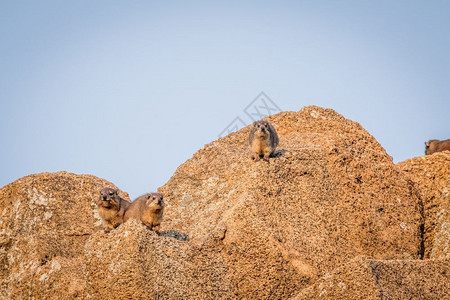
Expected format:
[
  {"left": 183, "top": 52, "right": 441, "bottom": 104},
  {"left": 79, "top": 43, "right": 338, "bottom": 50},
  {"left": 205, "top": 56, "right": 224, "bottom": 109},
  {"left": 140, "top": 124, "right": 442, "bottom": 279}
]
[
  {"left": 272, "top": 149, "right": 286, "bottom": 158},
  {"left": 160, "top": 230, "right": 190, "bottom": 241}
]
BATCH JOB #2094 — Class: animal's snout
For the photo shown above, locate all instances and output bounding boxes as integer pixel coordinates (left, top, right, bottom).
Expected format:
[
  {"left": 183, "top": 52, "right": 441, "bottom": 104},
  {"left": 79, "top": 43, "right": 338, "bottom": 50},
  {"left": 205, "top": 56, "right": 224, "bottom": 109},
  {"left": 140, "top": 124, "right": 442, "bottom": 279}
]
[{"left": 102, "top": 194, "right": 107, "bottom": 200}]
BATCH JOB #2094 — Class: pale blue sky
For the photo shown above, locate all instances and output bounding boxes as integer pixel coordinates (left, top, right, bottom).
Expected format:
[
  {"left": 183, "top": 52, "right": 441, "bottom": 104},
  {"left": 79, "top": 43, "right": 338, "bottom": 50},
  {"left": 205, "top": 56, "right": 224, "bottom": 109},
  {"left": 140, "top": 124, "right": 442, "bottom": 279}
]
[{"left": 1, "top": 1, "right": 449, "bottom": 198}]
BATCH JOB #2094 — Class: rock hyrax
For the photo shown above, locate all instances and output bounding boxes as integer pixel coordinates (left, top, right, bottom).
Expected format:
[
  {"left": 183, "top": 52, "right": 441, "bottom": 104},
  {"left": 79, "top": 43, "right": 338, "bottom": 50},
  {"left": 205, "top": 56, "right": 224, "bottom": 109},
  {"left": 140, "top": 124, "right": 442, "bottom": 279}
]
[
  {"left": 248, "top": 120, "right": 279, "bottom": 161},
  {"left": 97, "top": 187, "right": 130, "bottom": 232},
  {"left": 124, "top": 193, "right": 164, "bottom": 232},
  {"left": 425, "top": 139, "right": 450, "bottom": 155}
]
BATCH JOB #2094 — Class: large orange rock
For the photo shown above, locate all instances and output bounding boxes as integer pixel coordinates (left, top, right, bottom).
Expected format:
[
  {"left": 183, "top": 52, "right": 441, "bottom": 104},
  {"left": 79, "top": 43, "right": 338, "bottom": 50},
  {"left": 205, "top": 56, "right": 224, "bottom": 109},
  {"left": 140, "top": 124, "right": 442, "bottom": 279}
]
[
  {"left": 157, "top": 106, "right": 423, "bottom": 298},
  {"left": 397, "top": 152, "right": 450, "bottom": 259},
  {"left": 0, "top": 172, "right": 129, "bottom": 299}
]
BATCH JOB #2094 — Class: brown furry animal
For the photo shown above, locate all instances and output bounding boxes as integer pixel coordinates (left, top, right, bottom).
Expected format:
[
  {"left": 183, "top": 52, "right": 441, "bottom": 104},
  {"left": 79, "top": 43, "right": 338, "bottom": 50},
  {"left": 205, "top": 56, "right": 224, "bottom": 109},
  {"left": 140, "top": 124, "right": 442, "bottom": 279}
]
[
  {"left": 425, "top": 139, "right": 450, "bottom": 155},
  {"left": 124, "top": 193, "right": 164, "bottom": 232},
  {"left": 97, "top": 187, "right": 130, "bottom": 232},
  {"left": 248, "top": 120, "right": 279, "bottom": 161}
]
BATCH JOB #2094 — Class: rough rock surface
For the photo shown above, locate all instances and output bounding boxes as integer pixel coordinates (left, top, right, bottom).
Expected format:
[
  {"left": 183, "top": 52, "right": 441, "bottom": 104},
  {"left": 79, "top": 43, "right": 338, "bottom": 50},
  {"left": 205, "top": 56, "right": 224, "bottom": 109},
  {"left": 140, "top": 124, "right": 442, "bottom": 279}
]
[
  {"left": 0, "top": 172, "right": 129, "bottom": 299},
  {"left": 84, "top": 219, "right": 233, "bottom": 299},
  {"left": 397, "top": 152, "right": 450, "bottom": 259},
  {"left": 294, "top": 256, "right": 450, "bottom": 299}
]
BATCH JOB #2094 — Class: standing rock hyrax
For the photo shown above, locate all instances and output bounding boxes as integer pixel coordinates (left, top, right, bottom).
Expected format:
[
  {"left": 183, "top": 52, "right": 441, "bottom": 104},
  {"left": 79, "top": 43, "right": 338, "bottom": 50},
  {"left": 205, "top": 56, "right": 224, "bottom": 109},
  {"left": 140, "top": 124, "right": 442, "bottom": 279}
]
[
  {"left": 425, "top": 139, "right": 450, "bottom": 155},
  {"left": 248, "top": 120, "right": 279, "bottom": 161},
  {"left": 124, "top": 193, "right": 164, "bottom": 232},
  {"left": 97, "top": 187, "right": 131, "bottom": 232}
]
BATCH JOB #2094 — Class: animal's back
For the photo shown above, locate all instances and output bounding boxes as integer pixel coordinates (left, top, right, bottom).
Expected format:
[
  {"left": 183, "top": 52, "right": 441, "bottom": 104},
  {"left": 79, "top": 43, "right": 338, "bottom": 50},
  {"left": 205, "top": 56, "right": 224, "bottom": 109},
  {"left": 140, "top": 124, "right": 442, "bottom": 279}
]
[
  {"left": 124, "top": 195, "right": 147, "bottom": 221},
  {"left": 426, "top": 139, "right": 450, "bottom": 155},
  {"left": 436, "top": 139, "right": 450, "bottom": 152}
]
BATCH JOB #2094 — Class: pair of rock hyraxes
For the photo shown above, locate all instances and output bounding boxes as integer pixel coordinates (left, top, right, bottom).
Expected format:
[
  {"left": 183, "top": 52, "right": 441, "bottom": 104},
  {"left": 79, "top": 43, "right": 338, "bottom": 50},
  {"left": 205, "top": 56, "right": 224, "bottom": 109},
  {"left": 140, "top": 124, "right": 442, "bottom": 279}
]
[
  {"left": 248, "top": 120, "right": 279, "bottom": 161},
  {"left": 97, "top": 187, "right": 164, "bottom": 232}
]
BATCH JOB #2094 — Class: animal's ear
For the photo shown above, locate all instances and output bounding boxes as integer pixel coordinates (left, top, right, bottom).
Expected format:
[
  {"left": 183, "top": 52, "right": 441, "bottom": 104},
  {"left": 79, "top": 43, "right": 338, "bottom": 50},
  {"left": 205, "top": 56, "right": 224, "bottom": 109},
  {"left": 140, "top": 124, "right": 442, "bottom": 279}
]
[{"left": 425, "top": 142, "right": 430, "bottom": 147}]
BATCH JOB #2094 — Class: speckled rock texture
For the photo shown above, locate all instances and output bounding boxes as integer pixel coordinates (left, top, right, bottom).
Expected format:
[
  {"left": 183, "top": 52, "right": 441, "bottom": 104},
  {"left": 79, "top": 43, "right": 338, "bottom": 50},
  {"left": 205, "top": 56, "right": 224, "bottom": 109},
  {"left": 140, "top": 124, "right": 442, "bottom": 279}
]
[
  {"left": 397, "top": 152, "right": 450, "bottom": 259},
  {"left": 0, "top": 172, "right": 129, "bottom": 299},
  {"left": 1, "top": 106, "right": 447, "bottom": 299},
  {"left": 293, "top": 256, "right": 450, "bottom": 299},
  {"left": 84, "top": 219, "right": 232, "bottom": 299}
]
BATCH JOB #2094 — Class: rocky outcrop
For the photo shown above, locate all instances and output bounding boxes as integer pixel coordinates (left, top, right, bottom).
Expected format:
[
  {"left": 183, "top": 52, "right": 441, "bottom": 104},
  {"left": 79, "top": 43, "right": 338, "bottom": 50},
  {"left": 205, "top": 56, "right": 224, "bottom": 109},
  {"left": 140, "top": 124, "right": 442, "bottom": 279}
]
[
  {"left": 397, "top": 152, "right": 450, "bottom": 259},
  {"left": 157, "top": 106, "right": 423, "bottom": 298},
  {"left": 1, "top": 106, "right": 447, "bottom": 299},
  {"left": 0, "top": 172, "right": 129, "bottom": 299}
]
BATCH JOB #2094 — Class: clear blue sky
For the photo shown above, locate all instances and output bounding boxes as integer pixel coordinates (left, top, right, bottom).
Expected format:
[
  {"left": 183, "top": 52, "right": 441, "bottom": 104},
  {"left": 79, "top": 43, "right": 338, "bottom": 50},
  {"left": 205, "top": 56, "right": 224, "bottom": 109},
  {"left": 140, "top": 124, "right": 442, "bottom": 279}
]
[{"left": 1, "top": 1, "right": 449, "bottom": 199}]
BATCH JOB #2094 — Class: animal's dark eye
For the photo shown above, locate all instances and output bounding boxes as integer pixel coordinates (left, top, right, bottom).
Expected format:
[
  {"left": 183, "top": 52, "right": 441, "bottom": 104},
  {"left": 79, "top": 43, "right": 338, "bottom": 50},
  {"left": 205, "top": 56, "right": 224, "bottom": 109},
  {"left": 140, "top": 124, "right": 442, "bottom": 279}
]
[{"left": 109, "top": 192, "right": 114, "bottom": 196}]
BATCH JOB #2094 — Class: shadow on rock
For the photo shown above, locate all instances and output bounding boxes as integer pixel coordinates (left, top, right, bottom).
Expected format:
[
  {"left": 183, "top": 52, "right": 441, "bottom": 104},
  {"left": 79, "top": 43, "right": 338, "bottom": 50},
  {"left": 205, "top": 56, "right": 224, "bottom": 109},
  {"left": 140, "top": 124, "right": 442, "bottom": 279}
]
[{"left": 160, "top": 230, "right": 190, "bottom": 241}]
